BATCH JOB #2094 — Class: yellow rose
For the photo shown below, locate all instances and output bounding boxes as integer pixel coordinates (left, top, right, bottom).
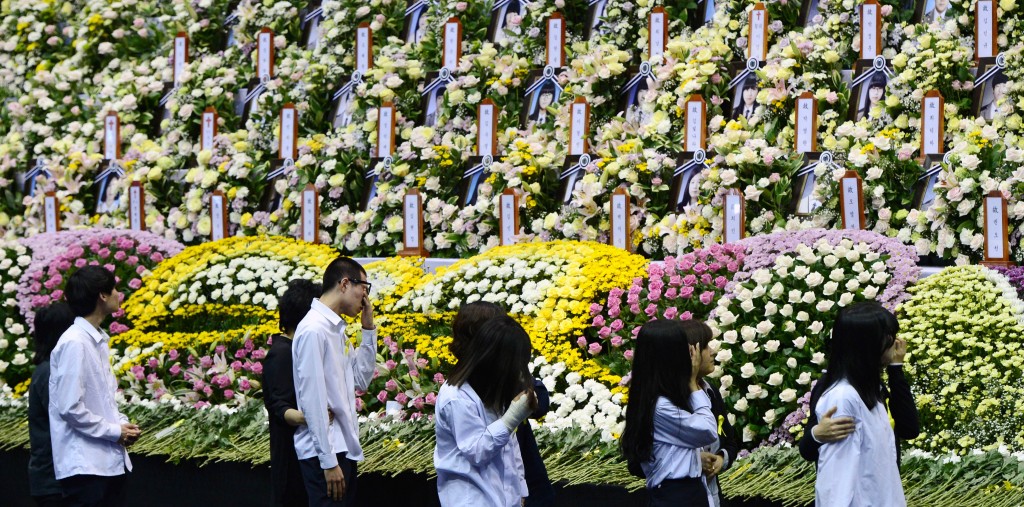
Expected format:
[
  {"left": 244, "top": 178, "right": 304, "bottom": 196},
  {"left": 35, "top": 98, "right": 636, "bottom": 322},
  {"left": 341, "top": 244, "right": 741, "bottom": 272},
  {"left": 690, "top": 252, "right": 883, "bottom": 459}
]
[
  {"left": 186, "top": 197, "right": 203, "bottom": 212},
  {"left": 885, "top": 95, "right": 900, "bottom": 108},
  {"left": 197, "top": 217, "right": 211, "bottom": 236},
  {"left": 148, "top": 166, "right": 163, "bottom": 181},
  {"left": 823, "top": 51, "right": 840, "bottom": 64},
  {"left": 0, "top": 212, "right": 9, "bottom": 227},
  {"left": 197, "top": 150, "right": 213, "bottom": 166},
  {"left": 328, "top": 174, "right": 345, "bottom": 187},
  {"left": 385, "top": 215, "right": 402, "bottom": 232}
]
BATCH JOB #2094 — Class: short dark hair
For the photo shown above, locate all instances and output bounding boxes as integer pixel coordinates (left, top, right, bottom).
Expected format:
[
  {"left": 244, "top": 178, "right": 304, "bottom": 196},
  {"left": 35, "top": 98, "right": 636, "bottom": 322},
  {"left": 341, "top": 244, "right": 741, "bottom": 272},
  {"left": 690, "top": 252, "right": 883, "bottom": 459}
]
[
  {"left": 450, "top": 302, "right": 507, "bottom": 360},
  {"left": 678, "top": 319, "right": 712, "bottom": 350},
  {"left": 64, "top": 265, "right": 116, "bottom": 317},
  {"left": 869, "top": 73, "right": 887, "bottom": 90},
  {"left": 743, "top": 74, "right": 758, "bottom": 91},
  {"left": 279, "top": 279, "right": 322, "bottom": 335},
  {"left": 33, "top": 302, "right": 76, "bottom": 365},
  {"left": 447, "top": 315, "right": 534, "bottom": 415},
  {"left": 322, "top": 256, "right": 366, "bottom": 296}
]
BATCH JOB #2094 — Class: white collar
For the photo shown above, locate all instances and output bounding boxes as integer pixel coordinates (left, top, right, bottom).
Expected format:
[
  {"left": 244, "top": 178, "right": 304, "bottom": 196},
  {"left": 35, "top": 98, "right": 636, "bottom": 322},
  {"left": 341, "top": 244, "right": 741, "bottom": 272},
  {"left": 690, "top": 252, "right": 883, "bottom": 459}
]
[
  {"left": 311, "top": 298, "right": 344, "bottom": 328},
  {"left": 74, "top": 316, "right": 107, "bottom": 344}
]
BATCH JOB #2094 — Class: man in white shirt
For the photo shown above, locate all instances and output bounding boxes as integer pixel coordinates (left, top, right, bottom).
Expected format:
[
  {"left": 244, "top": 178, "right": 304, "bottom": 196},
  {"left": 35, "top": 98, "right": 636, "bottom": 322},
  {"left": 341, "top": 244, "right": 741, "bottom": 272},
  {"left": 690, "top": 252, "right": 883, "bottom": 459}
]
[
  {"left": 293, "top": 257, "right": 377, "bottom": 506},
  {"left": 49, "top": 265, "right": 140, "bottom": 507}
]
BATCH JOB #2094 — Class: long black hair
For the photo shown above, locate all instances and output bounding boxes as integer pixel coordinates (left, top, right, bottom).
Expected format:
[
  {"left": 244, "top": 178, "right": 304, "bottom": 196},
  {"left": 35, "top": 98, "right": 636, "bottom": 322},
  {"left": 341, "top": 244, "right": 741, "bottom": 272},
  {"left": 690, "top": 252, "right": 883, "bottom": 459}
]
[
  {"left": 446, "top": 315, "right": 535, "bottom": 415},
  {"left": 621, "top": 319, "right": 699, "bottom": 466},
  {"left": 33, "top": 302, "right": 76, "bottom": 364},
  {"left": 813, "top": 302, "right": 897, "bottom": 411},
  {"left": 450, "top": 301, "right": 506, "bottom": 361}
]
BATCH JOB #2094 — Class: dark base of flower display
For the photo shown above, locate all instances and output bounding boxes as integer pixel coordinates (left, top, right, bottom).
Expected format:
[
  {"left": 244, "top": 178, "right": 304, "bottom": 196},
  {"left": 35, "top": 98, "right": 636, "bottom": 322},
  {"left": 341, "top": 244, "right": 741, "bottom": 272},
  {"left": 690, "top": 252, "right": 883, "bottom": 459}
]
[{"left": 0, "top": 447, "right": 786, "bottom": 507}]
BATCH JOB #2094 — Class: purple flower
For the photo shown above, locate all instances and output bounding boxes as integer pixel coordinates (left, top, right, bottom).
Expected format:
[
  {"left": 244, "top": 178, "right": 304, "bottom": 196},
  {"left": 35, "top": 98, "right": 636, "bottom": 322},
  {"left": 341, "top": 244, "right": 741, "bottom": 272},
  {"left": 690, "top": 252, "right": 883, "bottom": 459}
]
[
  {"left": 239, "top": 379, "right": 252, "bottom": 391},
  {"left": 433, "top": 373, "right": 445, "bottom": 383},
  {"left": 223, "top": 390, "right": 235, "bottom": 399},
  {"left": 200, "top": 356, "right": 213, "bottom": 369},
  {"left": 587, "top": 342, "right": 603, "bottom": 355},
  {"left": 251, "top": 362, "right": 263, "bottom": 375},
  {"left": 131, "top": 365, "right": 145, "bottom": 380},
  {"left": 169, "top": 364, "right": 182, "bottom": 376},
  {"left": 385, "top": 379, "right": 398, "bottom": 392}
]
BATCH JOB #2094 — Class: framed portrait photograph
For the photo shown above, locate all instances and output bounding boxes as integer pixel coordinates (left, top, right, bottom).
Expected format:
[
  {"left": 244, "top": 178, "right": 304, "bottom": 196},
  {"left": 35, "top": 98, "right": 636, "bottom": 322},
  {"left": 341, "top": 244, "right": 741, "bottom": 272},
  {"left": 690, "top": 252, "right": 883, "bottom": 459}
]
[
  {"left": 460, "top": 156, "right": 492, "bottom": 207},
  {"left": 799, "top": 0, "right": 822, "bottom": 27},
  {"left": 259, "top": 158, "right": 294, "bottom": 213},
  {"left": 585, "top": 0, "right": 609, "bottom": 41},
  {"left": 972, "top": 57, "right": 1009, "bottom": 121},
  {"left": 93, "top": 160, "right": 125, "bottom": 215},
  {"left": 219, "top": 9, "right": 240, "bottom": 51},
  {"left": 912, "top": 153, "right": 946, "bottom": 211},
  {"left": 619, "top": 64, "right": 656, "bottom": 127},
  {"left": 488, "top": 0, "right": 523, "bottom": 43},
  {"left": 558, "top": 154, "right": 591, "bottom": 205},
  {"left": 918, "top": 0, "right": 951, "bottom": 25},
  {"left": 788, "top": 153, "right": 827, "bottom": 216},
  {"left": 419, "top": 70, "right": 452, "bottom": 128},
  {"left": 520, "top": 68, "right": 564, "bottom": 129},
  {"left": 300, "top": 1, "right": 324, "bottom": 50},
  {"left": 847, "top": 58, "right": 892, "bottom": 121},
  {"left": 690, "top": 0, "right": 717, "bottom": 29},
  {"left": 668, "top": 152, "right": 707, "bottom": 213},
  {"left": 402, "top": 0, "right": 431, "bottom": 45},
  {"left": 17, "top": 159, "right": 49, "bottom": 198},
  {"left": 150, "top": 83, "right": 175, "bottom": 136},
  {"left": 729, "top": 72, "right": 759, "bottom": 121},
  {"left": 329, "top": 78, "right": 358, "bottom": 130},
  {"left": 238, "top": 78, "right": 265, "bottom": 124},
  {"left": 362, "top": 157, "right": 393, "bottom": 211}
]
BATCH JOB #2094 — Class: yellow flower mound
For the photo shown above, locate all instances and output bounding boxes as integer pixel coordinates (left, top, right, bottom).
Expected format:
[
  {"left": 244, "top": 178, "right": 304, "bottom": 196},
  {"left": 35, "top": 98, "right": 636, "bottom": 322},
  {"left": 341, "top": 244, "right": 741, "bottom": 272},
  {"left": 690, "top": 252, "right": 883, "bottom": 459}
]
[
  {"left": 898, "top": 265, "right": 1024, "bottom": 453},
  {"left": 395, "top": 241, "right": 648, "bottom": 391}
]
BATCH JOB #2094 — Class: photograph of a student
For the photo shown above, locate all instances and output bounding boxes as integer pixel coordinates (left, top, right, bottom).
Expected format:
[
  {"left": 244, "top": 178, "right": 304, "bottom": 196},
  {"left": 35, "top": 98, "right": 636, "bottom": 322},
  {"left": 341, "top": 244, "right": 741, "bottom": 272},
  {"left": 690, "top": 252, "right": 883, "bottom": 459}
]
[
  {"left": 856, "top": 74, "right": 887, "bottom": 121},
  {"left": 587, "top": 0, "right": 609, "bottom": 39},
  {"left": 923, "top": 0, "right": 950, "bottom": 25},
  {"left": 794, "top": 169, "right": 821, "bottom": 215},
  {"left": 731, "top": 75, "right": 758, "bottom": 121},
  {"left": 490, "top": 0, "right": 522, "bottom": 43},
  {"left": 673, "top": 167, "right": 702, "bottom": 212},
  {"left": 423, "top": 85, "right": 445, "bottom": 127},
  {"left": 403, "top": 1, "right": 430, "bottom": 45},
  {"left": 331, "top": 86, "right": 355, "bottom": 129},
  {"left": 300, "top": 4, "right": 323, "bottom": 49},
  {"left": 527, "top": 81, "right": 560, "bottom": 127},
  {"left": 980, "top": 70, "right": 1010, "bottom": 121},
  {"left": 801, "top": 0, "right": 821, "bottom": 26},
  {"left": 623, "top": 78, "right": 653, "bottom": 127},
  {"left": 94, "top": 167, "right": 121, "bottom": 215}
]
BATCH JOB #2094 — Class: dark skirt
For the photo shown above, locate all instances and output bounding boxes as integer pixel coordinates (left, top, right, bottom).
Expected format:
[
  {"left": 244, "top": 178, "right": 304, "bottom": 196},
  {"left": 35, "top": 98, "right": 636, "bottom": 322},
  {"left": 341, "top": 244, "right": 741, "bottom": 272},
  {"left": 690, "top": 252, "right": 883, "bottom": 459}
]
[{"left": 648, "top": 477, "right": 710, "bottom": 507}]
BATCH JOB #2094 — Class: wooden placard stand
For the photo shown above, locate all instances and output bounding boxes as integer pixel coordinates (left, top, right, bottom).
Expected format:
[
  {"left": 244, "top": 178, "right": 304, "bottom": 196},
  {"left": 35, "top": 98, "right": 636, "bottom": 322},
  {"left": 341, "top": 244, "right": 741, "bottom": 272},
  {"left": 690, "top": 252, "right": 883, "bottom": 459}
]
[
  {"left": 173, "top": 32, "right": 189, "bottom": 85},
  {"left": 442, "top": 17, "right": 463, "bottom": 71},
  {"left": 279, "top": 102, "right": 299, "bottom": 160},
  {"left": 860, "top": 0, "right": 882, "bottom": 61},
  {"left": 128, "top": 181, "right": 146, "bottom": 231},
  {"left": 920, "top": 90, "right": 945, "bottom": 160},
  {"left": 685, "top": 95, "right": 707, "bottom": 151},
  {"left": 356, "top": 23, "right": 374, "bottom": 73},
  {"left": 723, "top": 188, "right": 746, "bottom": 244},
  {"left": 748, "top": 3, "right": 768, "bottom": 62},
  {"left": 257, "top": 27, "right": 275, "bottom": 81},
  {"left": 569, "top": 96, "right": 591, "bottom": 156},
  {"left": 499, "top": 188, "right": 519, "bottom": 246},
  {"left": 400, "top": 188, "right": 428, "bottom": 257},
  {"left": 301, "top": 183, "right": 320, "bottom": 244},
  {"left": 609, "top": 187, "right": 631, "bottom": 252},
  {"left": 43, "top": 192, "right": 60, "bottom": 233},
  {"left": 104, "top": 111, "right": 121, "bottom": 161},
  {"left": 210, "top": 190, "right": 229, "bottom": 241},
  {"left": 839, "top": 170, "right": 866, "bottom": 230},
  {"left": 201, "top": 107, "right": 218, "bottom": 152},
  {"left": 982, "top": 190, "right": 1014, "bottom": 267},
  {"left": 477, "top": 98, "right": 499, "bottom": 157},
  {"left": 975, "top": 0, "right": 998, "bottom": 61},
  {"left": 795, "top": 91, "right": 818, "bottom": 153},
  {"left": 546, "top": 12, "right": 566, "bottom": 68},
  {"left": 648, "top": 6, "right": 668, "bottom": 61}
]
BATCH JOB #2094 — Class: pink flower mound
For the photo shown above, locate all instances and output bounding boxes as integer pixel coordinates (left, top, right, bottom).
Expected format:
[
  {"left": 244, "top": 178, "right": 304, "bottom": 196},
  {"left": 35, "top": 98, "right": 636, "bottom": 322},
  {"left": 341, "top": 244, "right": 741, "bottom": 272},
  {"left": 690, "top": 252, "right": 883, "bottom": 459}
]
[
  {"left": 733, "top": 229, "right": 919, "bottom": 310},
  {"left": 586, "top": 243, "right": 747, "bottom": 376},
  {"left": 17, "top": 229, "right": 184, "bottom": 332}
]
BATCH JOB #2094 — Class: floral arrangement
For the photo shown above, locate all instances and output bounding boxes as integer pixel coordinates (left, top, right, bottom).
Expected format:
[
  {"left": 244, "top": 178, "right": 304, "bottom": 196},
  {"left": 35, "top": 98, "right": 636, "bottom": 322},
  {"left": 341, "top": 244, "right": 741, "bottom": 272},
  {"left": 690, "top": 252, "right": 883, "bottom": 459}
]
[
  {"left": 708, "top": 229, "right": 918, "bottom": 442},
  {"left": 898, "top": 265, "right": 1024, "bottom": 452},
  {"left": 585, "top": 243, "right": 746, "bottom": 377},
  {"left": 0, "top": 241, "right": 32, "bottom": 391}
]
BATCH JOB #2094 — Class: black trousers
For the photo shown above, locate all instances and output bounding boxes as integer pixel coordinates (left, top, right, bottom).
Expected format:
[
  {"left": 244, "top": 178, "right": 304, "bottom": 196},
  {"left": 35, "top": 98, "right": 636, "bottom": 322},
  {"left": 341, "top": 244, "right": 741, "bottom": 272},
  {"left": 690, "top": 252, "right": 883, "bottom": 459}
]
[
  {"left": 648, "top": 477, "right": 709, "bottom": 507},
  {"left": 33, "top": 494, "right": 67, "bottom": 507},
  {"left": 58, "top": 472, "right": 127, "bottom": 507},
  {"left": 298, "top": 453, "right": 358, "bottom": 507}
]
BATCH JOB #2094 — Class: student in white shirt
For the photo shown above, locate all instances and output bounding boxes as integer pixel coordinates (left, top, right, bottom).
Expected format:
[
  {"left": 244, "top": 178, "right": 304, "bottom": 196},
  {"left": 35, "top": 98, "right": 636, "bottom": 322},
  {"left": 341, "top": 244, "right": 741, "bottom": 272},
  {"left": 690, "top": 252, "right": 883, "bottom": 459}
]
[
  {"left": 48, "top": 265, "right": 140, "bottom": 507},
  {"left": 292, "top": 257, "right": 377, "bottom": 507},
  {"left": 434, "top": 315, "right": 536, "bottom": 507},
  {"left": 621, "top": 319, "right": 718, "bottom": 507},
  {"left": 812, "top": 302, "right": 906, "bottom": 506}
]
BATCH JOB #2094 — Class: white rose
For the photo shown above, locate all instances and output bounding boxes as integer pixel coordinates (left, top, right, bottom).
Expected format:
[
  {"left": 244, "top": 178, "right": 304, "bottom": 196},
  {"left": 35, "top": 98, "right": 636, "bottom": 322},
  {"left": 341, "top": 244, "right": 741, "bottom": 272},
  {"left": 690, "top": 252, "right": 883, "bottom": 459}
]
[
  {"left": 740, "top": 326, "right": 757, "bottom": 341},
  {"left": 812, "top": 352, "right": 826, "bottom": 364},
  {"left": 740, "top": 300, "right": 756, "bottom": 313},
  {"left": 763, "top": 409, "right": 777, "bottom": 425},
  {"left": 780, "top": 304, "right": 794, "bottom": 317},
  {"left": 780, "top": 388, "right": 798, "bottom": 403},
  {"left": 735, "top": 398, "right": 749, "bottom": 411},
  {"left": 769, "top": 283, "right": 785, "bottom": 298},
  {"left": 764, "top": 340, "right": 780, "bottom": 353},
  {"left": 741, "top": 341, "right": 759, "bottom": 354},
  {"left": 793, "top": 336, "right": 807, "bottom": 349},
  {"left": 805, "top": 272, "right": 825, "bottom": 287},
  {"left": 797, "top": 372, "right": 813, "bottom": 385},
  {"left": 756, "top": 320, "right": 775, "bottom": 335},
  {"left": 746, "top": 384, "right": 764, "bottom": 399},
  {"left": 743, "top": 426, "right": 756, "bottom": 442},
  {"left": 767, "top": 372, "right": 784, "bottom": 386},
  {"left": 863, "top": 286, "right": 879, "bottom": 299},
  {"left": 816, "top": 300, "right": 835, "bottom": 312},
  {"left": 796, "top": 311, "right": 810, "bottom": 322},
  {"left": 722, "top": 330, "right": 738, "bottom": 344},
  {"left": 716, "top": 349, "right": 734, "bottom": 363},
  {"left": 823, "top": 281, "right": 839, "bottom": 296},
  {"left": 740, "top": 362, "right": 756, "bottom": 378},
  {"left": 720, "top": 375, "right": 733, "bottom": 389},
  {"left": 838, "top": 293, "right": 854, "bottom": 306},
  {"left": 786, "top": 358, "right": 797, "bottom": 368},
  {"left": 809, "top": 321, "right": 824, "bottom": 334}
]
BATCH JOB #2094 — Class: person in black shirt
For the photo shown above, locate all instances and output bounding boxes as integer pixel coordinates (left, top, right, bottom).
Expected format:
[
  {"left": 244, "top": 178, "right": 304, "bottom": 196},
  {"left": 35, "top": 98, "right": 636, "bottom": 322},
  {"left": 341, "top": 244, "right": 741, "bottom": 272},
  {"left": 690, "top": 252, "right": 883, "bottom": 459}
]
[
  {"left": 450, "top": 302, "right": 555, "bottom": 507},
  {"left": 28, "top": 302, "right": 76, "bottom": 507},
  {"left": 263, "top": 279, "right": 322, "bottom": 507},
  {"left": 799, "top": 305, "right": 919, "bottom": 467}
]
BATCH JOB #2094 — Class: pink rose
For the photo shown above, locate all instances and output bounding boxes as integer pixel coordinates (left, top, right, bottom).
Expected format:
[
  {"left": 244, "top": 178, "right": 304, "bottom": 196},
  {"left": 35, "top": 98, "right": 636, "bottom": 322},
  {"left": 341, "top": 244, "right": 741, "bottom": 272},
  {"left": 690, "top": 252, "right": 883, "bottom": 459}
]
[
  {"left": 223, "top": 390, "right": 235, "bottom": 399},
  {"left": 587, "top": 342, "right": 603, "bottom": 355}
]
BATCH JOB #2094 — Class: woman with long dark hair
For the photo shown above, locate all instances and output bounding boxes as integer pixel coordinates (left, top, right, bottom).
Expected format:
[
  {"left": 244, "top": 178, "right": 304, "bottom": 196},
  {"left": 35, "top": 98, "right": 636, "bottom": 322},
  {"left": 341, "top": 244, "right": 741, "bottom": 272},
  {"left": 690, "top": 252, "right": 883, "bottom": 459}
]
[
  {"left": 621, "top": 319, "right": 718, "bottom": 507},
  {"left": 434, "top": 315, "right": 537, "bottom": 506},
  {"left": 812, "top": 302, "right": 906, "bottom": 506},
  {"left": 678, "top": 320, "right": 739, "bottom": 507}
]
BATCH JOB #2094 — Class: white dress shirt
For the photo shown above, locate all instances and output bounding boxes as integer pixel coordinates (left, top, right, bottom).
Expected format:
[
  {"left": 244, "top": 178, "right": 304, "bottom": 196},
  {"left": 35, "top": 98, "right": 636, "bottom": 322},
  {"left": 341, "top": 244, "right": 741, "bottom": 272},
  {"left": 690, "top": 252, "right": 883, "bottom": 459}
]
[
  {"left": 434, "top": 382, "right": 527, "bottom": 507},
  {"left": 48, "top": 317, "right": 131, "bottom": 480},
  {"left": 815, "top": 379, "right": 906, "bottom": 506},
  {"left": 292, "top": 299, "right": 377, "bottom": 469},
  {"left": 641, "top": 392, "right": 718, "bottom": 489}
]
